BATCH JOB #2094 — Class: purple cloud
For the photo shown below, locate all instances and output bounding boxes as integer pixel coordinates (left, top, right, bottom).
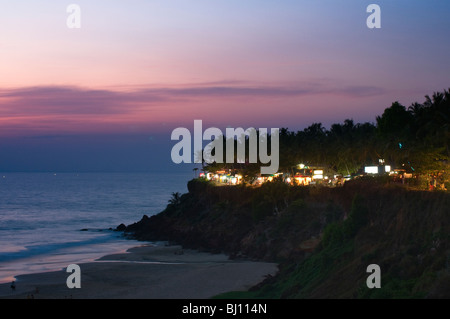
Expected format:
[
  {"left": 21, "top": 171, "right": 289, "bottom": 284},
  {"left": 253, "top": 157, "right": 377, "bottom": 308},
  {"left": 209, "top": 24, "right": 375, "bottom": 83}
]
[{"left": 0, "top": 81, "right": 387, "bottom": 118}]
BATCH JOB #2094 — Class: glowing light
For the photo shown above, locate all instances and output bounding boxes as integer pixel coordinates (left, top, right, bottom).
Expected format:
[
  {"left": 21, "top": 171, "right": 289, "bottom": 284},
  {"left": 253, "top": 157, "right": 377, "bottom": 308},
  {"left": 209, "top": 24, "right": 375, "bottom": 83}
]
[
  {"left": 294, "top": 175, "right": 312, "bottom": 185},
  {"left": 365, "top": 166, "right": 378, "bottom": 174}
]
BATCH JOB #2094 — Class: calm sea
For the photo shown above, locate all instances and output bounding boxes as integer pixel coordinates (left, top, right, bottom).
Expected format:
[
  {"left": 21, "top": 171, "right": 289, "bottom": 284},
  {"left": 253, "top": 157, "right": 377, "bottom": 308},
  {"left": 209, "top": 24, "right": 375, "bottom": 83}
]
[{"left": 0, "top": 172, "right": 193, "bottom": 283}]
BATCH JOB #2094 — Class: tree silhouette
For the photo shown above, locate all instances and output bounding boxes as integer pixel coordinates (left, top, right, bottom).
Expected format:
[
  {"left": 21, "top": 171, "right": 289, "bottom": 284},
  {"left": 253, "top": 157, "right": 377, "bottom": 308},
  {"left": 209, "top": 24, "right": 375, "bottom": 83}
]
[
  {"left": 199, "top": 88, "right": 449, "bottom": 188},
  {"left": 168, "top": 192, "right": 181, "bottom": 206}
]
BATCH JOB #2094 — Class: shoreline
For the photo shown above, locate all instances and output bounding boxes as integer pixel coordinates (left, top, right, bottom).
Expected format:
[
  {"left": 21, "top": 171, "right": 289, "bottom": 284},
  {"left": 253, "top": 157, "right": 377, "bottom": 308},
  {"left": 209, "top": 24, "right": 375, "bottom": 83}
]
[
  {"left": 0, "top": 234, "right": 145, "bottom": 285},
  {"left": 0, "top": 243, "right": 278, "bottom": 299}
]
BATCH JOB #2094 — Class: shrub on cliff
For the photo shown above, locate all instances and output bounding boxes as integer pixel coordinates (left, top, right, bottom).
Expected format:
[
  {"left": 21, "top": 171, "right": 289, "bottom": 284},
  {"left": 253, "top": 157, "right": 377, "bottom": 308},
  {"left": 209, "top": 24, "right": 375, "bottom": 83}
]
[
  {"left": 187, "top": 178, "right": 212, "bottom": 194},
  {"left": 343, "top": 194, "right": 369, "bottom": 237},
  {"left": 321, "top": 194, "right": 368, "bottom": 248}
]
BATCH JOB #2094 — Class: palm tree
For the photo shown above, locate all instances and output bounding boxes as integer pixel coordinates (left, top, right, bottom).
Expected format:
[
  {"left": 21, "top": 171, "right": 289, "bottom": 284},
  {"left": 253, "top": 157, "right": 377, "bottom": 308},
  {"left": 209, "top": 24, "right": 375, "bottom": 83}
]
[
  {"left": 168, "top": 192, "right": 181, "bottom": 206},
  {"left": 408, "top": 102, "right": 424, "bottom": 118}
]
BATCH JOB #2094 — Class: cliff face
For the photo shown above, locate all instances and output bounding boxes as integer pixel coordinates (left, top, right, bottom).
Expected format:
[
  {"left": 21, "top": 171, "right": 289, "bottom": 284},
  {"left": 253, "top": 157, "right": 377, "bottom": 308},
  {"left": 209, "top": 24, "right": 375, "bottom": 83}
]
[{"left": 122, "top": 178, "right": 450, "bottom": 299}]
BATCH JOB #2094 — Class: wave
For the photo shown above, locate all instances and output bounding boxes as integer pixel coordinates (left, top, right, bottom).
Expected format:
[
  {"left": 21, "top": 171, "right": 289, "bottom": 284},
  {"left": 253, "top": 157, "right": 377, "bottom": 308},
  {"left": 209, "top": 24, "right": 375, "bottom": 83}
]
[{"left": 0, "top": 230, "right": 120, "bottom": 263}]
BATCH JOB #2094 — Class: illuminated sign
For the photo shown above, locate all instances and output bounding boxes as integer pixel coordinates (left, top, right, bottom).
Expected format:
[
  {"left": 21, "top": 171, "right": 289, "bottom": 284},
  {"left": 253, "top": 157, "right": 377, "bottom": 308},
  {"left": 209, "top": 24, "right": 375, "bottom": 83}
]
[{"left": 365, "top": 166, "right": 378, "bottom": 174}]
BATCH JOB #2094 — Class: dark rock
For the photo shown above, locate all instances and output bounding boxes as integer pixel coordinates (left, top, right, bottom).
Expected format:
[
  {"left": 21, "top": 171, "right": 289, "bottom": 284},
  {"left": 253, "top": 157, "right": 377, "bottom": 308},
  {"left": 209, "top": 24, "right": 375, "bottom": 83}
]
[{"left": 116, "top": 223, "right": 127, "bottom": 231}]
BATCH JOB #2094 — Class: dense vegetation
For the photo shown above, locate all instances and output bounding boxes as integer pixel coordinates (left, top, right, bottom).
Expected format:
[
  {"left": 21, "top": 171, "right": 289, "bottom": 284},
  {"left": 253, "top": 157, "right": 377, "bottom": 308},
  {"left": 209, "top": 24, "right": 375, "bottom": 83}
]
[{"left": 205, "top": 89, "right": 450, "bottom": 186}]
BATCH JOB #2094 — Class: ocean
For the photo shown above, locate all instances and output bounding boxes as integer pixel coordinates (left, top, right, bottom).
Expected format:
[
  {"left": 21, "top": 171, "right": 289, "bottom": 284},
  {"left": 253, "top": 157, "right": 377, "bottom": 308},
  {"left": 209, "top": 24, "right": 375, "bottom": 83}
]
[{"left": 0, "top": 172, "right": 193, "bottom": 283}]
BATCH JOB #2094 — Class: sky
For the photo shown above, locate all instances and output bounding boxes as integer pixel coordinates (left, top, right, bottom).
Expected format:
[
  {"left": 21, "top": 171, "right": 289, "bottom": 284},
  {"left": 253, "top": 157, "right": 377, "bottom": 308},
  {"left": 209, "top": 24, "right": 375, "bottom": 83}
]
[{"left": 1, "top": 0, "right": 449, "bottom": 172}]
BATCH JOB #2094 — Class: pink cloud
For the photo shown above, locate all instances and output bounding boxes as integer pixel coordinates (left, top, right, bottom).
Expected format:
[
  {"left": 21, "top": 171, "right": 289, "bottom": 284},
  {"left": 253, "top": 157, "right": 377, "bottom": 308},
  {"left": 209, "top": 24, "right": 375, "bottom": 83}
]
[{"left": 0, "top": 81, "right": 388, "bottom": 136}]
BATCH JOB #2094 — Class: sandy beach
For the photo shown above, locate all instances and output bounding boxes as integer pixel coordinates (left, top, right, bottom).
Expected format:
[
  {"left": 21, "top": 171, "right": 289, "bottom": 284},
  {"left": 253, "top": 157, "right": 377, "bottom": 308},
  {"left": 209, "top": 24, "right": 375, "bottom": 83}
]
[{"left": 0, "top": 244, "right": 278, "bottom": 299}]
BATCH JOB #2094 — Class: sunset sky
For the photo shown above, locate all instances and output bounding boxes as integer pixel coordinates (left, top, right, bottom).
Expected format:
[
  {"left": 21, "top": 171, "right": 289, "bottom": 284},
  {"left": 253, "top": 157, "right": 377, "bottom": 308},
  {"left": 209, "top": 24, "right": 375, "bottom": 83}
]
[{"left": 1, "top": 0, "right": 449, "bottom": 172}]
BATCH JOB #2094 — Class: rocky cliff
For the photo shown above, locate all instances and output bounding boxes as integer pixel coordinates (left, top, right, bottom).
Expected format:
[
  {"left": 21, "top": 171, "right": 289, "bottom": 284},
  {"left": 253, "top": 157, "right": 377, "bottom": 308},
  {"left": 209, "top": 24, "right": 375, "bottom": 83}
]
[{"left": 120, "top": 178, "right": 449, "bottom": 298}]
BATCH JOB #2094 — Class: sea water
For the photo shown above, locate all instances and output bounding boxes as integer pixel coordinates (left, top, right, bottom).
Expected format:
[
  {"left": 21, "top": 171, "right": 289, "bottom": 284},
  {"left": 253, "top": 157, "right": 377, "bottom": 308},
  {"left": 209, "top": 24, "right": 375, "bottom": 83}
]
[{"left": 0, "top": 172, "right": 192, "bottom": 283}]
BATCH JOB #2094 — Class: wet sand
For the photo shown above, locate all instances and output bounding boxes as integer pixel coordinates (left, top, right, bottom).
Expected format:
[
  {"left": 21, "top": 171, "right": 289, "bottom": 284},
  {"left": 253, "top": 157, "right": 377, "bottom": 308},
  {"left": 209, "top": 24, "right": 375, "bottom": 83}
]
[{"left": 0, "top": 244, "right": 277, "bottom": 299}]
